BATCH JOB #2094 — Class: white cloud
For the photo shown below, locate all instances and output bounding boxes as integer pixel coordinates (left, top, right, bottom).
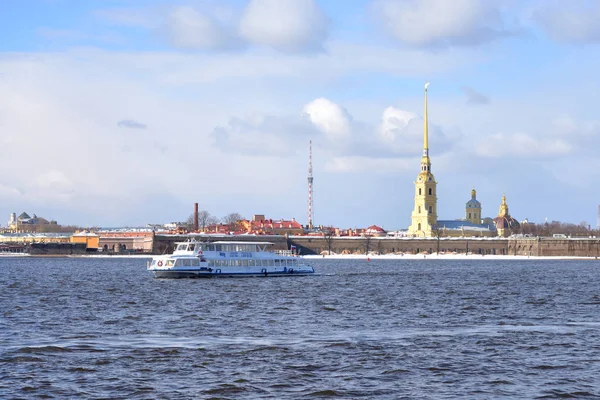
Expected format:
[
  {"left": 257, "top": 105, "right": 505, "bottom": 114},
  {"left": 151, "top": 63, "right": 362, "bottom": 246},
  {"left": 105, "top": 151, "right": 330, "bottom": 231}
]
[
  {"left": 208, "top": 96, "right": 457, "bottom": 172},
  {"left": 303, "top": 98, "right": 352, "bottom": 141},
  {"left": 165, "top": 6, "right": 242, "bottom": 51},
  {"left": 379, "top": 106, "right": 452, "bottom": 156},
  {"left": 534, "top": 1, "right": 600, "bottom": 44},
  {"left": 239, "top": 0, "right": 328, "bottom": 52},
  {"left": 373, "top": 0, "right": 517, "bottom": 48}
]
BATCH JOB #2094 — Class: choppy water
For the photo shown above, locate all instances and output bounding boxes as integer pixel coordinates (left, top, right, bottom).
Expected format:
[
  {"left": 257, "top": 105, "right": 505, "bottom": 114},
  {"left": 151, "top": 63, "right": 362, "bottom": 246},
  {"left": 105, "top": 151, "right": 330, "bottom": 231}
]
[{"left": 2, "top": 257, "right": 600, "bottom": 399}]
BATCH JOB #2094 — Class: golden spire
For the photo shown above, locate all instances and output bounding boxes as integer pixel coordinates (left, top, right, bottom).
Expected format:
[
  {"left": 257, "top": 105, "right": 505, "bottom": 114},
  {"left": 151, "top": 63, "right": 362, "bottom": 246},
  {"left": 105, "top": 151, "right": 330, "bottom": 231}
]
[
  {"left": 423, "top": 82, "right": 429, "bottom": 155},
  {"left": 499, "top": 194, "right": 509, "bottom": 217}
]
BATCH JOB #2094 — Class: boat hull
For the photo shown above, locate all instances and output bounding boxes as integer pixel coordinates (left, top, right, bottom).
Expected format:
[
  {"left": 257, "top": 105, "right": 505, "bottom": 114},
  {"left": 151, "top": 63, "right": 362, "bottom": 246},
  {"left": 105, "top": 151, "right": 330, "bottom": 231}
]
[{"left": 150, "top": 267, "right": 315, "bottom": 279}]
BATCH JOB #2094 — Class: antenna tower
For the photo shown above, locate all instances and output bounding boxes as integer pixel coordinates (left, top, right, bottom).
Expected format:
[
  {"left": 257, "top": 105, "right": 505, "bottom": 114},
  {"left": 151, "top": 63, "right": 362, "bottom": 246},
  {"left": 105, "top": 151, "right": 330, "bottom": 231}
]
[{"left": 307, "top": 140, "right": 314, "bottom": 229}]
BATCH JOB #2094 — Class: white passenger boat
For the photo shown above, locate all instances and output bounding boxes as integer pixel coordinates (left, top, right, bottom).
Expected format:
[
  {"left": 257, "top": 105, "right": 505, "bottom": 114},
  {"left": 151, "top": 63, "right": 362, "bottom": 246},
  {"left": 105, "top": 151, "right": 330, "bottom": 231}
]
[{"left": 147, "top": 240, "right": 315, "bottom": 278}]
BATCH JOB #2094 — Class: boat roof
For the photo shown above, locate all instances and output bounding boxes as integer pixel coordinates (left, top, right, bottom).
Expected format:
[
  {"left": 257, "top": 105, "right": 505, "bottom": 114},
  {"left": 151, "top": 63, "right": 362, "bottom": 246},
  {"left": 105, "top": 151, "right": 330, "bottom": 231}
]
[{"left": 174, "top": 240, "right": 274, "bottom": 245}]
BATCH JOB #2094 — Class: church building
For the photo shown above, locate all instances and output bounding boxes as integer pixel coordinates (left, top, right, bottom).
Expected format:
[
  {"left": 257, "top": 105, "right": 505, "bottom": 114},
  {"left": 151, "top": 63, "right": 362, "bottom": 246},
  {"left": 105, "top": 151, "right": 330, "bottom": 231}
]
[
  {"left": 407, "top": 83, "right": 437, "bottom": 237},
  {"left": 405, "top": 84, "right": 496, "bottom": 238}
]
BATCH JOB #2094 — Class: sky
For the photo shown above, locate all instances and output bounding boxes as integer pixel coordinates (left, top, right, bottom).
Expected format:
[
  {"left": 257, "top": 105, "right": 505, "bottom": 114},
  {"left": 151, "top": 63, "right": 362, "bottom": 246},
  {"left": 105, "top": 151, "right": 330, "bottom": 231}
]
[{"left": 1, "top": 0, "right": 600, "bottom": 229}]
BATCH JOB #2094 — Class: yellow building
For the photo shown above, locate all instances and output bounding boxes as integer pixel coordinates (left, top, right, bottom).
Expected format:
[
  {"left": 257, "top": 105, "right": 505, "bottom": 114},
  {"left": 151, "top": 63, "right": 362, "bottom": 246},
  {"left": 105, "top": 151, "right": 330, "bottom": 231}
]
[
  {"left": 0, "top": 233, "right": 70, "bottom": 244},
  {"left": 465, "top": 188, "right": 482, "bottom": 224},
  {"left": 408, "top": 82, "right": 438, "bottom": 237},
  {"left": 70, "top": 231, "right": 100, "bottom": 250}
]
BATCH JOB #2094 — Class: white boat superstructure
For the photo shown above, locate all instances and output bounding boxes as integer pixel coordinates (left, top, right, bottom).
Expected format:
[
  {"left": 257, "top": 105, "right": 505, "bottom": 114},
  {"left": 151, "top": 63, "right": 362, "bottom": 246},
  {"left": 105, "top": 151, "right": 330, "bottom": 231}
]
[{"left": 147, "top": 240, "right": 315, "bottom": 278}]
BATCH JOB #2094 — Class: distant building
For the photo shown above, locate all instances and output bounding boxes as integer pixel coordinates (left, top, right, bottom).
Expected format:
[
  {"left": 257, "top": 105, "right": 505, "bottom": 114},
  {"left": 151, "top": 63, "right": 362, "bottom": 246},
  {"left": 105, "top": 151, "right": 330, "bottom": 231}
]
[
  {"left": 434, "top": 187, "right": 496, "bottom": 237},
  {"left": 8, "top": 212, "right": 57, "bottom": 232},
  {"left": 241, "top": 216, "right": 304, "bottom": 235},
  {"left": 493, "top": 195, "right": 520, "bottom": 237},
  {"left": 465, "top": 188, "right": 482, "bottom": 224},
  {"left": 408, "top": 83, "right": 437, "bottom": 237},
  {"left": 364, "top": 225, "right": 386, "bottom": 237}
]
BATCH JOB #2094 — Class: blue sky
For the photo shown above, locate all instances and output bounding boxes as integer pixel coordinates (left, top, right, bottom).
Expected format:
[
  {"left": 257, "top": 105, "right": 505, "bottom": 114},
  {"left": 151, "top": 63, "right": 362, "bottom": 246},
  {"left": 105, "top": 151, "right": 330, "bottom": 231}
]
[{"left": 1, "top": 0, "right": 600, "bottom": 229}]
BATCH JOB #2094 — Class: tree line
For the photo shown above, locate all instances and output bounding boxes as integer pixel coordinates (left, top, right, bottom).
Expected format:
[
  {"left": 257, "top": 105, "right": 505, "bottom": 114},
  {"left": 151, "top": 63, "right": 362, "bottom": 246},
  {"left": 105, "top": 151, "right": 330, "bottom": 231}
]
[
  {"left": 185, "top": 211, "right": 243, "bottom": 231},
  {"left": 513, "top": 221, "right": 599, "bottom": 237}
]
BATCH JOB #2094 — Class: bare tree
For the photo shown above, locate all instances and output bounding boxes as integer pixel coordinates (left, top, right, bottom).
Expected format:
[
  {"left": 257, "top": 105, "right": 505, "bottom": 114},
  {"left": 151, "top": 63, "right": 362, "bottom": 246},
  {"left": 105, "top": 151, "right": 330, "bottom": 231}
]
[
  {"left": 363, "top": 234, "right": 373, "bottom": 255},
  {"left": 431, "top": 224, "right": 443, "bottom": 254},
  {"left": 323, "top": 227, "right": 335, "bottom": 255},
  {"left": 186, "top": 210, "right": 218, "bottom": 231},
  {"left": 222, "top": 212, "right": 244, "bottom": 232},
  {"left": 376, "top": 238, "right": 383, "bottom": 255}
]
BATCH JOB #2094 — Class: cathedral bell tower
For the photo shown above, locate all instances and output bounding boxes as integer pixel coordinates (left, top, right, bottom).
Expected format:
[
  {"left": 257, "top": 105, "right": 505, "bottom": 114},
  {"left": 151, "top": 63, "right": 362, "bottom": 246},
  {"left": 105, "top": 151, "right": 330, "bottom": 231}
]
[
  {"left": 465, "top": 187, "right": 482, "bottom": 224},
  {"left": 408, "top": 82, "right": 438, "bottom": 237}
]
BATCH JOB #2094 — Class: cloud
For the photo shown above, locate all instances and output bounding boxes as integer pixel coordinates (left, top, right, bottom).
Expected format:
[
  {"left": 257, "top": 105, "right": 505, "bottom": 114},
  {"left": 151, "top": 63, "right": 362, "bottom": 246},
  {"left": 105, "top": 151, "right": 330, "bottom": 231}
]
[
  {"left": 212, "top": 114, "right": 316, "bottom": 156},
  {"left": 373, "top": 0, "right": 519, "bottom": 48},
  {"left": 325, "top": 156, "right": 415, "bottom": 174},
  {"left": 118, "top": 119, "right": 147, "bottom": 129},
  {"left": 210, "top": 97, "right": 455, "bottom": 167},
  {"left": 165, "top": 6, "right": 243, "bottom": 51},
  {"left": 461, "top": 86, "right": 490, "bottom": 105},
  {"left": 303, "top": 98, "right": 352, "bottom": 141},
  {"left": 474, "top": 132, "right": 572, "bottom": 158},
  {"left": 239, "top": 0, "right": 329, "bottom": 52},
  {"left": 378, "top": 106, "right": 453, "bottom": 156},
  {"left": 534, "top": 1, "right": 600, "bottom": 44},
  {"left": 94, "top": 2, "right": 328, "bottom": 53}
]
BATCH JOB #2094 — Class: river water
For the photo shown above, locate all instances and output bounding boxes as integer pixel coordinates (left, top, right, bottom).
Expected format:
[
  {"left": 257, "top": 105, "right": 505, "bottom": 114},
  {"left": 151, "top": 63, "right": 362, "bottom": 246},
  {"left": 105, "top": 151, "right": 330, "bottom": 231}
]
[{"left": 1, "top": 257, "right": 600, "bottom": 399}]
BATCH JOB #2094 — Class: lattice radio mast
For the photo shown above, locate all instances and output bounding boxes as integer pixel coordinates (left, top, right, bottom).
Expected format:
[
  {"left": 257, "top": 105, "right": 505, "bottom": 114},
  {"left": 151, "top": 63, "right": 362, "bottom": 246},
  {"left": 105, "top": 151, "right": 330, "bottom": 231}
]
[{"left": 307, "top": 140, "right": 314, "bottom": 229}]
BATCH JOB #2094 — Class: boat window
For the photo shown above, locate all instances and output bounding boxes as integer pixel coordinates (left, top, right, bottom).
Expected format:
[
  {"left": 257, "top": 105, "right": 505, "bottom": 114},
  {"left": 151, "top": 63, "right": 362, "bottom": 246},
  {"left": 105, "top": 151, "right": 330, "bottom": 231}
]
[
  {"left": 183, "top": 259, "right": 191, "bottom": 267},
  {"left": 208, "top": 260, "right": 214, "bottom": 267},
  {"left": 274, "top": 259, "right": 280, "bottom": 266},
  {"left": 167, "top": 260, "right": 175, "bottom": 266},
  {"left": 236, "top": 260, "right": 242, "bottom": 266},
  {"left": 189, "top": 244, "right": 195, "bottom": 252},
  {"left": 269, "top": 260, "right": 274, "bottom": 267},
  {"left": 215, "top": 245, "right": 222, "bottom": 251},
  {"left": 192, "top": 259, "right": 199, "bottom": 266},
  {"left": 177, "top": 244, "right": 186, "bottom": 251},
  {"left": 241, "top": 260, "right": 248, "bottom": 267},
  {"left": 249, "top": 260, "right": 255, "bottom": 266}
]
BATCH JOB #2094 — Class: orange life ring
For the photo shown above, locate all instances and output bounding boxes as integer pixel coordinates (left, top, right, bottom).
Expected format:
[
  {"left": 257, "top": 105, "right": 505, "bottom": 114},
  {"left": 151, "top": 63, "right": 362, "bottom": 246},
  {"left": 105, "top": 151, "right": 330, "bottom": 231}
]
[{"left": 157, "top": 260, "right": 163, "bottom": 267}]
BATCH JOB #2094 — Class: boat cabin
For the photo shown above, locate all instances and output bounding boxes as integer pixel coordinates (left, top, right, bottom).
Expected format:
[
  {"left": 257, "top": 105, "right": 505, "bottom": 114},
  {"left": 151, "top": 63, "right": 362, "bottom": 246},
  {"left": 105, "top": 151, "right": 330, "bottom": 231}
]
[{"left": 172, "top": 241, "right": 273, "bottom": 256}]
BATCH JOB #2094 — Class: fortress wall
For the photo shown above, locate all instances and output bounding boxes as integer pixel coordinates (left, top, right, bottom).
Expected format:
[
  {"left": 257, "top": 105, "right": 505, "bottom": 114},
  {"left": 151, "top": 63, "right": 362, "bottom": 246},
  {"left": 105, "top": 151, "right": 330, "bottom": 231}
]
[
  {"left": 152, "top": 235, "right": 600, "bottom": 258},
  {"left": 509, "top": 238, "right": 600, "bottom": 257},
  {"left": 289, "top": 237, "right": 509, "bottom": 256}
]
